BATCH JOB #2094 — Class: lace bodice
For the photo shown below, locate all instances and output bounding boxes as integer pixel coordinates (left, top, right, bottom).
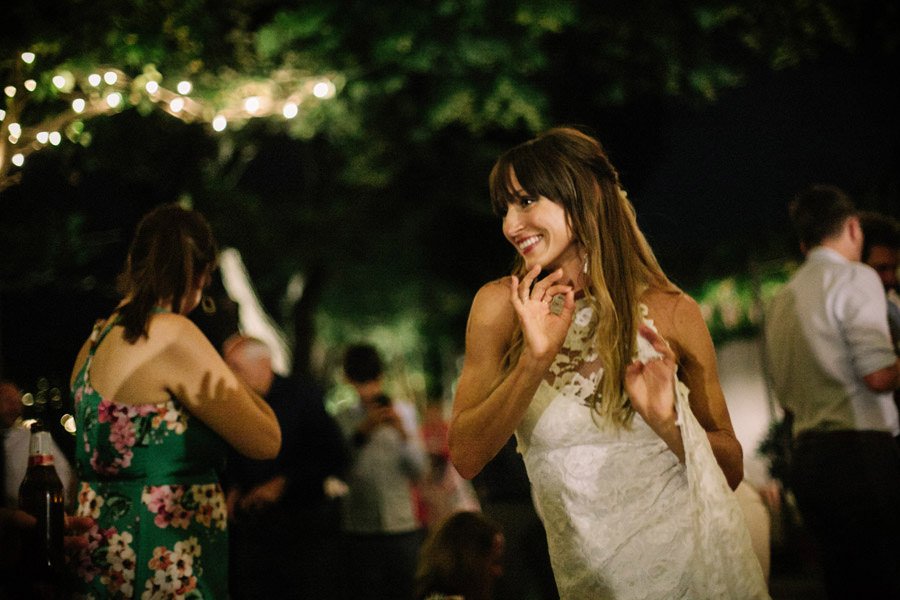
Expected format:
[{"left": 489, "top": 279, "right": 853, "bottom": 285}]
[{"left": 516, "top": 299, "right": 769, "bottom": 599}]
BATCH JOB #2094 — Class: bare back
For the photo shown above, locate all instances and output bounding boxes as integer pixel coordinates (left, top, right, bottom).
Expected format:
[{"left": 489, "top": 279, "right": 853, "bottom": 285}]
[{"left": 70, "top": 312, "right": 280, "bottom": 460}]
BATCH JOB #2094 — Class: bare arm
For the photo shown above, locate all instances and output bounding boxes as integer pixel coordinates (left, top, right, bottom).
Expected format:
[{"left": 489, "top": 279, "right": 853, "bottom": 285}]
[
  {"left": 450, "top": 270, "right": 574, "bottom": 479},
  {"left": 70, "top": 314, "right": 280, "bottom": 459},
  {"left": 863, "top": 358, "right": 900, "bottom": 392},
  {"left": 664, "top": 293, "right": 743, "bottom": 489},
  {"left": 161, "top": 319, "right": 281, "bottom": 459}
]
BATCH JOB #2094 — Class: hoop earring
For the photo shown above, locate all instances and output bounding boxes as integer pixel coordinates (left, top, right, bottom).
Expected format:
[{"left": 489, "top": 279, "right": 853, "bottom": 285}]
[{"left": 201, "top": 295, "right": 216, "bottom": 314}]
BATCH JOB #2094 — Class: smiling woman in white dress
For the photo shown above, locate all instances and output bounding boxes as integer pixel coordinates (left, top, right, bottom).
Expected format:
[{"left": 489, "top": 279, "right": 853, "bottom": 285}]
[{"left": 449, "top": 127, "right": 769, "bottom": 599}]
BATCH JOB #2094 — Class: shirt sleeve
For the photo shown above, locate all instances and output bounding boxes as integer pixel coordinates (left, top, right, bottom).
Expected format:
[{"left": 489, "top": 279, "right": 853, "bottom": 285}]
[{"left": 841, "top": 265, "right": 896, "bottom": 377}]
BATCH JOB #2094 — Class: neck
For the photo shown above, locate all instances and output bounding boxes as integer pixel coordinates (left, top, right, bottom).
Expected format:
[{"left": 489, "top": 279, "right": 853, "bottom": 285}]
[
  {"left": 118, "top": 295, "right": 176, "bottom": 313},
  {"left": 818, "top": 237, "right": 860, "bottom": 262},
  {"left": 548, "top": 246, "right": 588, "bottom": 292}
]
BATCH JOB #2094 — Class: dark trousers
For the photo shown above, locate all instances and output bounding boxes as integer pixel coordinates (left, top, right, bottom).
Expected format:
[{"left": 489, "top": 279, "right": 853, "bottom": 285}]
[
  {"left": 339, "top": 529, "right": 424, "bottom": 600},
  {"left": 790, "top": 430, "right": 900, "bottom": 600}
]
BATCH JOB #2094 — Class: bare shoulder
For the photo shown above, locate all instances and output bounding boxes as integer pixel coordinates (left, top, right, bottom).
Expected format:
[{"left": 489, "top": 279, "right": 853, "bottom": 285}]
[
  {"left": 469, "top": 278, "right": 516, "bottom": 330},
  {"left": 462, "top": 278, "right": 518, "bottom": 360},
  {"left": 641, "top": 288, "right": 710, "bottom": 357},
  {"left": 148, "top": 312, "right": 210, "bottom": 347}
]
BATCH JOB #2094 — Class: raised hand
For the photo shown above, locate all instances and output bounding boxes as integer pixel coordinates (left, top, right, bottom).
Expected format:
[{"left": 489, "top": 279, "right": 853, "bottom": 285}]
[
  {"left": 624, "top": 325, "right": 678, "bottom": 432},
  {"left": 509, "top": 265, "right": 576, "bottom": 363}
]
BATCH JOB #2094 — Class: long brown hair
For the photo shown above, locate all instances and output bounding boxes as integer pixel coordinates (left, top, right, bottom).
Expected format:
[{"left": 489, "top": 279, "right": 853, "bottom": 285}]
[
  {"left": 490, "top": 127, "right": 676, "bottom": 427},
  {"left": 116, "top": 203, "right": 218, "bottom": 343}
]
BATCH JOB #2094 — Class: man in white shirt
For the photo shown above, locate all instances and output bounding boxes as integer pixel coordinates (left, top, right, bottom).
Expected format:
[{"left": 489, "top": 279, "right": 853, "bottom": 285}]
[{"left": 765, "top": 185, "right": 900, "bottom": 598}]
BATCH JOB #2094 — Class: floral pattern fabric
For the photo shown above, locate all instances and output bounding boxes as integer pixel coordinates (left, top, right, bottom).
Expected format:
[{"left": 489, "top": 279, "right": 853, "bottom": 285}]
[{"left": 71, "top": 319, "right": 228, "bottom": 599}]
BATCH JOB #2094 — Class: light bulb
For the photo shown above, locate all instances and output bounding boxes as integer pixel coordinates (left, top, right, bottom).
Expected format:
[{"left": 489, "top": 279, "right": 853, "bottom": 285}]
[
  {"left": 145, "top": 81, "right": 160, "bottom": 94},
  {"left": 88, "top": 74, "right": 102, "bottom": 87},
  {"left": 52, "top": 75, "right": 67, "bottom": 89},
  {"left": 212, "top": 115, "right": 227, "bottom": 132},
  {"left": 169, "top": 97, "right": 185, "bottom": 113},
  {"left": 177, "top": 81, "right": 192, "bottom": 95},
  {"left": 72, "top": 98, "right": 86, "bottom": 113},
  {"left": 312, "top": 81, "right": 335, "bottom": 99},
  {"left": 49, "top": 132, "right": 62, "bottom": 145},
  {"left": 283, "top": 102, "right": 299, "bottom": 119},
  {"left": 104, "top": 71, "right": 118, "bottom": 85},
  {"left": 11, "top": 153, "right": 25, "bottom": 167},
  {"left": 106, "top": 92, "right": 122, "bottom": 108},
  {"left": 4, "top": 86, "right": 16, "bottom": 98},
  {"left": 244, "top": 96, "right": 261, "bottom": 114},
  {"left": 21, "top": 52, "right": 36, "bottom": 64},
  {"left": 24, "top": 80, "right": 37, "bottom": 92},
  {"left": 36, "top": 131, "right": 49, "bottom": 144}
]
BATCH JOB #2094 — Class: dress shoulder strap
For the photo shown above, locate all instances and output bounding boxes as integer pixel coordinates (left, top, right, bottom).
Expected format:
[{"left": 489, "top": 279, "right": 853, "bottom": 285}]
[
  {"left": 87, "top": 315, "right": 122, "bottom": 357},
  {"left": 87, "top": 306, "right": 170, "bottom": 356}
]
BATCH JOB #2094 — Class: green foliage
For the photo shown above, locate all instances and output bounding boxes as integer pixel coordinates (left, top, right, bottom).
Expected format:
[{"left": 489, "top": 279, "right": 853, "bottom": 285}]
[
  {"left": 691, "top": 260, "right": 796, "bottom": 345},
  {"left": 2, "top": 0, "right": 897, "bottom": 389}
]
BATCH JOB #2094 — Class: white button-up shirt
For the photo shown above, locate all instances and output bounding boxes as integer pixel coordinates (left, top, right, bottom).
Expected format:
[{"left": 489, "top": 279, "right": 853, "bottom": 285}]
[{"left": 765, "top": 247, "right": 898, "bottom": 437}]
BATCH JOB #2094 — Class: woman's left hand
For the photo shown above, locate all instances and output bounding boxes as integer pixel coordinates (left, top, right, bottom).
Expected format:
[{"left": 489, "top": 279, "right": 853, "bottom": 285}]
[{"left": 624, "top": 325, "right": 678, "bottom": 433}]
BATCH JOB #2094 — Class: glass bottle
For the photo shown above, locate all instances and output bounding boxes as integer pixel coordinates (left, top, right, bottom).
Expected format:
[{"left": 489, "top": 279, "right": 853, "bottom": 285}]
[{"left": 18, "top": 420, "right": 66, "bottom": 596}]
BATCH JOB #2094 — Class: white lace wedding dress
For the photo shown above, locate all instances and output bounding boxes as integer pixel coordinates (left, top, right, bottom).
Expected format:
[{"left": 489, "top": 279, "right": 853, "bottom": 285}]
[{"left": 516, "top": 300, "right": 769, "bottom": 599}]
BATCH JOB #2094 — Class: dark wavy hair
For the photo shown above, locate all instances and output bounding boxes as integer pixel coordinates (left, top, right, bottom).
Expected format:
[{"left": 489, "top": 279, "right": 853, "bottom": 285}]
[{"left": 116, "top": 204, "right": 218, "bottom": 343}]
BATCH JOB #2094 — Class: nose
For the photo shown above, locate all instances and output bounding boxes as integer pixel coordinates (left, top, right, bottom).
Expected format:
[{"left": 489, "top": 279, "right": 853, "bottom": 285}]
[{"left": 503, "top": 205, "right": 522, "bottom": 238}]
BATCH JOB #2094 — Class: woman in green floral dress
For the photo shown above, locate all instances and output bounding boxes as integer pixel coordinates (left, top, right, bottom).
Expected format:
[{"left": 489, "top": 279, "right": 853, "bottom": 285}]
[{"left": 69, "top": 204, "right": 281, "bottom": 599}]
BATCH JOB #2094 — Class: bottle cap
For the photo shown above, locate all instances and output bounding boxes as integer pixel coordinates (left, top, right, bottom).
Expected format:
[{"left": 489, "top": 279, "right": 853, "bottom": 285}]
[{"left": 28, "top": 426, "right": 56, "bottom": 462}]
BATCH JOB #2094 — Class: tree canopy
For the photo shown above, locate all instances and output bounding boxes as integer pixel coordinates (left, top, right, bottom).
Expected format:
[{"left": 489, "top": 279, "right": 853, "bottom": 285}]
[{"left": 2, "top": 0, "right": 897, "bottom": 395}]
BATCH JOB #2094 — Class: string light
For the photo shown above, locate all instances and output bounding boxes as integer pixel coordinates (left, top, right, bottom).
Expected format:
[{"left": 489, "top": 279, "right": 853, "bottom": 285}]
[
  {"left": 1, "top": 51, "right": 341, "bottom": 183},
  {"left": 312, "top": 80, "right": 336, "bottom": 99},
  {"left": 244, "top": 96, "right": 261, "bottom": 114}
]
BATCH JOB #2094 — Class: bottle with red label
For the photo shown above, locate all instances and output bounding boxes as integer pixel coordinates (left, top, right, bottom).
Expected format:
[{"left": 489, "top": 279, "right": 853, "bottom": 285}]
[{"left": 18, "top": 419, "right": 66, "bottom": 597}]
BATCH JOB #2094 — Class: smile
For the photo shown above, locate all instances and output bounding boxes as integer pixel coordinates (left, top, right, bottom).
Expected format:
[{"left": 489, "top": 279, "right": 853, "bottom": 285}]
[{"left": 516, "top": 235, "right": 542, "bottom": 254}]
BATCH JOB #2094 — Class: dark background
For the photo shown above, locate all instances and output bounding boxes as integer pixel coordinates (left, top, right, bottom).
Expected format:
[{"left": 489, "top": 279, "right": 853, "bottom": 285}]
[{"left": 1, "top": 1, "right": 897, "bottom": 397}]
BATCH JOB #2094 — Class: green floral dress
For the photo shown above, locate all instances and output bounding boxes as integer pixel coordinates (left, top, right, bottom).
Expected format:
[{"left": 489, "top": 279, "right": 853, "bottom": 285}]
[{"left": 71, "top": 318, "right": 228, "bottom": 599}]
